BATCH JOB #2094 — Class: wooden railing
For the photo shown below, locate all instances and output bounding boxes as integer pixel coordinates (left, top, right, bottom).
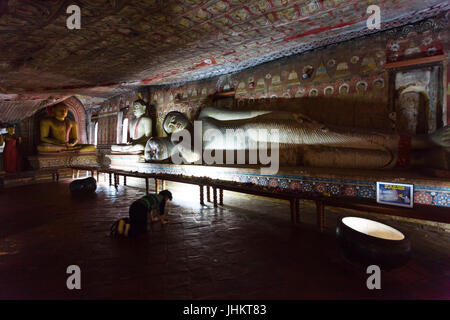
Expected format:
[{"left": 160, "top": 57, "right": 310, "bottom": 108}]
[{"left": 68, "top": 165, "right": 450, "bottom": 232}]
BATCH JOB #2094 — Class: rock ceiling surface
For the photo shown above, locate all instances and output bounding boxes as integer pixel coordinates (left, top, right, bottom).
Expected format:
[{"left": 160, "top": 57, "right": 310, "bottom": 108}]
[{"left": 0, "top": 0, "right": 448, "bottom": 121}]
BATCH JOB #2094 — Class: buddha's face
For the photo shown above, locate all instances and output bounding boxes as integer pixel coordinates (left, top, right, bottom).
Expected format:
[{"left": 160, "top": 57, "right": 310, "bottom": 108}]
[
  {"left": 374, "top": 80, "right": 383, "bottom": 89},
  {"left": 357, "top": 84, "right": 365, "bottom": 93},
  {"left": 6, "top": 127, "right": 14, "bottom": 135},
  {"left": 133, "top": 102, "right": 146, "bottom": 118},
  {"left": 163, "top": 111, "right": 190, "bottom": 134},
  {"left": 339, "top": 86, "right": 348, "bottom": 95},
  {"left": 145, "top": 137, "right": 172, "bottom": 161},
  {"left": 399, "top": 92, "right": 419, "bottom": 111},
  {"left": 53, "top": 104, "right": 68, "bottom": 120}
]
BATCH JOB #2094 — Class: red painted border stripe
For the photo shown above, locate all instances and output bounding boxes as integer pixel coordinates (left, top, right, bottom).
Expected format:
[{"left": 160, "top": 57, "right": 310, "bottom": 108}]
[{"left": 283, "top": 18, "right": 365, "bottom": 42}]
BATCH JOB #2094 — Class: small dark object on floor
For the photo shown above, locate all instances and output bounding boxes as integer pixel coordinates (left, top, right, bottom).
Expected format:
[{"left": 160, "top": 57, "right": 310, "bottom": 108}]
[
  {"left": 336, "top": 217, "right": 411, "bottom": 270},
  {"left": 69, "top": 177, "right": 97, "bottom": 194}
]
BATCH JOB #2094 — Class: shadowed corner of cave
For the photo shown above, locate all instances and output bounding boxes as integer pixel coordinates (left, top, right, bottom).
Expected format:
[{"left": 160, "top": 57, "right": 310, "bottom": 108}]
[{"left": 0, "top": 0, "right": 449, "bottom": 301}]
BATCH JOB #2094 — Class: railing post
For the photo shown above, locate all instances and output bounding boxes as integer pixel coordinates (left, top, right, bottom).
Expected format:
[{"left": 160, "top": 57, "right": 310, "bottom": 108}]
[
  {"left": 316, "top": 200, "right": 325, "bottom": 232},
  {"left": 200, "top": 185, "right": 205, "bottom": 205},
  {"left": 207, "top": 186, "right": 211, "bottom": 202},
  {"left": 290, "top": 199, "right": 297, "bottom": 224},
  {"left": 213, "top": 187, "right": 217, "bottom": 207}
]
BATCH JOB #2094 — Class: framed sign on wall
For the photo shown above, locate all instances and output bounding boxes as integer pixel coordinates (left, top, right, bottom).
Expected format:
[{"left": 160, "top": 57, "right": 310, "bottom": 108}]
[{"left": 376, "top": 182, "right": 414, "bottom": 208}]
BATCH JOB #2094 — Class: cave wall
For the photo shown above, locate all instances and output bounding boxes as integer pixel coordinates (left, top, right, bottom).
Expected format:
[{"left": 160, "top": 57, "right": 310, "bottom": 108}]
[
  {"left": 95, "top": 14, "right": 449, "bottom": 152},
  {"left": 146, "top": 15, "right": 448, "bottom": 137}
]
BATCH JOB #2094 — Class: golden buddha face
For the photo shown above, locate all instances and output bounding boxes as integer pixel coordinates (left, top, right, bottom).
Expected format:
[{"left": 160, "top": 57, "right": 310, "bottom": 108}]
[
  {"left": 53, "top": 104, "right": 69, "bottom": 121},
  {"left": 6, "top": 126, "right": 15, "bottom": 135}
]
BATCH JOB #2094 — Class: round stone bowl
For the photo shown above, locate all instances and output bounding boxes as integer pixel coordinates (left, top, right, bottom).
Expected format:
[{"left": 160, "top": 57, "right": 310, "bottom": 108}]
[{"left": 336, "top": 217, "right": 411, "bottom": 270}]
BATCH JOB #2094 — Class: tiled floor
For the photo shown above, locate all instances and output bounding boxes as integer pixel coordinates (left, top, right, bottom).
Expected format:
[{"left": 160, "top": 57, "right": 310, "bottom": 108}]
[{"left": 0, "top": 178, "right": 449, "bottom": 299}]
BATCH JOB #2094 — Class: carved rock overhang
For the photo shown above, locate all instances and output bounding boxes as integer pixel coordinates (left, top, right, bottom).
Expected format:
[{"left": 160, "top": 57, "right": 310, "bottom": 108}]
[{"left": 0, "top": 0, "right": 449, "bottom": 122}]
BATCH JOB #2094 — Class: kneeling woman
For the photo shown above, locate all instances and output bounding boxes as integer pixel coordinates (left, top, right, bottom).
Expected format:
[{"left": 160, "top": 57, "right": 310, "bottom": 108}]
[{"left": 129, "top": 190, "right": 173, "bottom": 236}]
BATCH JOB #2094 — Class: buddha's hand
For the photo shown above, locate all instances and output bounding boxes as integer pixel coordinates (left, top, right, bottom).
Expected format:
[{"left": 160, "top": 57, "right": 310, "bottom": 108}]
[{"left": 430, "top": 125, "right": 450, "bottom": 148}]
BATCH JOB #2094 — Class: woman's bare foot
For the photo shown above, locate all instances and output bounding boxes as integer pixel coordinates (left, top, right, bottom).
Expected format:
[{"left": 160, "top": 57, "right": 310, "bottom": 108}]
[{"left": 161, "top": 216, "right": 169, "bottom": 225}]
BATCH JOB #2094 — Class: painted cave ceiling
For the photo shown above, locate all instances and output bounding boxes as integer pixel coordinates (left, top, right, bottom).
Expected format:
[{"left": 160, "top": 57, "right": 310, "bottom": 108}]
[{"left": 0, "top": 0, "right": 449, "bottom": 120}]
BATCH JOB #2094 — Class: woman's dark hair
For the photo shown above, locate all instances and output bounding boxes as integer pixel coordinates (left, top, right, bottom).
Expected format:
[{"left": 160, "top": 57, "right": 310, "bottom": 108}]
[
  {"left": 158, "top": 190, "right": 172, "bottom": 215},
  {"left": 159, "top": 190, "right": 172, "bottom": 200}
]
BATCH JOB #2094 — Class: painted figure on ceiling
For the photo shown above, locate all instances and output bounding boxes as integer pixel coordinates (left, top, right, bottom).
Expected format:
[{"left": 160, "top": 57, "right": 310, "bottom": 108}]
[
  {"left": 145, "top": 107, "right": 450, "bottom": 170},
  {"left": 37, "top": 102, "right": 96, "bottom": 153},
  {"left": 111, "top": 99, "right": 152, "bottom": 154}
]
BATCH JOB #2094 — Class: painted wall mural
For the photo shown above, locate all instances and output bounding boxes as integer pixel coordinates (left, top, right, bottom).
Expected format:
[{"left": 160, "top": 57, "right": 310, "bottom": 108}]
[
  {"left": 144, "top": 21, "right": 439, "bottom": 137},
  {"left": 386, "top": 20, "right": 446, "bottom": 63}
]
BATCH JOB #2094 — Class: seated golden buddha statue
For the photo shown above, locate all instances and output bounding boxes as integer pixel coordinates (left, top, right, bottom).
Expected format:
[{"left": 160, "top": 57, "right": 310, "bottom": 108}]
[
  {"left": 37, "top": 102, "right": 96, "bottom": 153},
  {"left": 111, "top": 99, "right": 152, "bottom": 154}
]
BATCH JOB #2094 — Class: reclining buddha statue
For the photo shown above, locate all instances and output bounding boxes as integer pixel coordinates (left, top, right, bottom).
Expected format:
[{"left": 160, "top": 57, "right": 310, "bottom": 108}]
[
  {"left": 145, "top": 107, "right": 450, "bottom": 170},
  {"left": 111, "top": 99, "right": 152, "bottom": 154},
  {"left": 37, "top": 102, "right": 96, "bottom": 153}
]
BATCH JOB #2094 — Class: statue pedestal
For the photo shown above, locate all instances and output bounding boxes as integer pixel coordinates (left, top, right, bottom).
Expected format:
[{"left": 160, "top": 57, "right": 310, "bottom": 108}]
[
  {"left": 100, "top": 159, "right": 450, "bottom": 207},
  {"left": 28, "top": 153, "right": 98, "bottom": 169}
]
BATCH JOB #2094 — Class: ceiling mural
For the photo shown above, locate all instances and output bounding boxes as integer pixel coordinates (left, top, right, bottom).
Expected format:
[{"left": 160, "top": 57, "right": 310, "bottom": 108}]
[{"left": 0, "top": 0, "right": 448, "bottom": 119}]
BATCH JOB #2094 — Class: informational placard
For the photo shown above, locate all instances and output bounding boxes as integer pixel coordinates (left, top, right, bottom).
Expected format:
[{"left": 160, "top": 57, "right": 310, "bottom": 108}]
[{"left": 376, "top": 182, "right": 413, "bottom": 208}]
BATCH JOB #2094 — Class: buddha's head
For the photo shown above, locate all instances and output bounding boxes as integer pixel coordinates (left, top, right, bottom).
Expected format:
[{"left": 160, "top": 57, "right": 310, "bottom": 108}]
[
  {"left": 339, "top": 85, "right": 349, "bottom": 95},
  {"left": 163, "top": 111, "right": 191, "bottom": 135},
  {"left": 399, "top": 91, "right": 420, "bottom": 111},
  {"left": 356, "top": 82, "right": 367, "bottom": 94},
  {"left": 52, "top": 103, "right": 69, "bottom": 121},
  {"left": 374, "top": 79, "right": 384, "bottom": 90},
  {"left": 6, "top": 125, "right": 15, "bottom": 135},
  {"left": 132, "top": 100, "right": 147, "bottom": 118}
]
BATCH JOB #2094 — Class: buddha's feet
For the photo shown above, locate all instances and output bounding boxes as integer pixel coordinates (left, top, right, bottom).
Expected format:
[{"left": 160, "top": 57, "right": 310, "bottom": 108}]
[
  {"left": 430, "top": 125, "right": 450, "bottom": 148},
  {"left": 111, "top": 143, "right": 145, "bottom": 154}
]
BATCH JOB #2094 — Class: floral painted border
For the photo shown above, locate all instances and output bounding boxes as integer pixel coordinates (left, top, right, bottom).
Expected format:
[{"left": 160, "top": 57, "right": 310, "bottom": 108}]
[{"left": 107, "top": 156, "right": 450, "bottom": 208}]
